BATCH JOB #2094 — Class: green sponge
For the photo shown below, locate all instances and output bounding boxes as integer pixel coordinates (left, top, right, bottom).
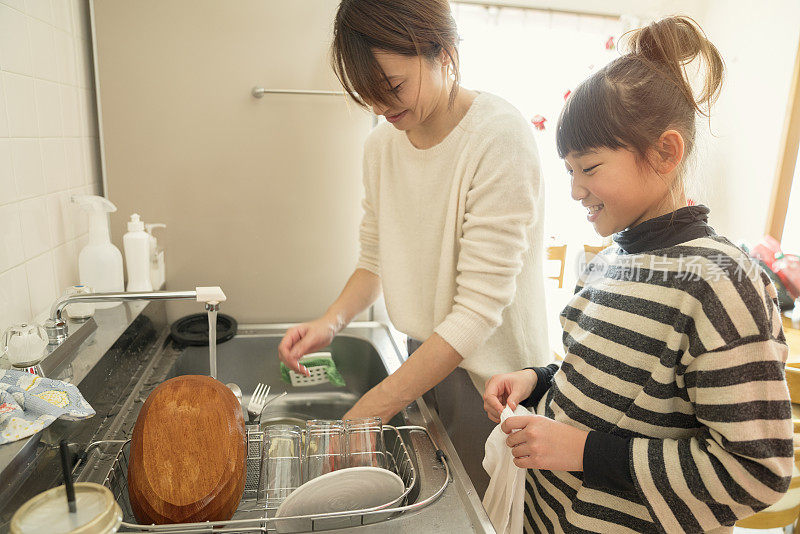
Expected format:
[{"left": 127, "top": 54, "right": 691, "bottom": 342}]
[{"left": 280, "top": 352, "right": 346, "bottom": 387}]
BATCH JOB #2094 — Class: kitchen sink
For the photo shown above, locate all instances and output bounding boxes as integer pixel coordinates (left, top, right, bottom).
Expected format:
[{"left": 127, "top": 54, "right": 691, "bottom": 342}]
[
  {"left": 169, "top": 332, "right": 403, "bottom": 426},
  {"left": 74, "top": 320, "right": 494, "bottom": 533}
]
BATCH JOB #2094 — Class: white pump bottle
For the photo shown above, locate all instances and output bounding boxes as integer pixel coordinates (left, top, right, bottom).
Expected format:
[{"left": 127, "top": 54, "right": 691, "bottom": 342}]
[
  {"left": 123, "top": 213, "right": 153, "bottom": 292},
  {"left": 145, "top": 223, "right": 166, "bottom": 290},
  {"left": 72, "top": 195, "right": 124, "bottom": 308}
]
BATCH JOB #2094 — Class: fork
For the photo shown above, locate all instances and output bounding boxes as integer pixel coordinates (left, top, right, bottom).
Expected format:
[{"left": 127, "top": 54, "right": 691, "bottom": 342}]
[{"left": 246, "top": 383, "right": 270, "bottom": 422}]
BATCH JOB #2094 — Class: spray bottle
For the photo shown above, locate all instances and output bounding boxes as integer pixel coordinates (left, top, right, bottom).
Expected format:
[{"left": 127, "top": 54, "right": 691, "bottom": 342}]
[{"left": 72, "top": 195, "right": 124, "bottom": 308}]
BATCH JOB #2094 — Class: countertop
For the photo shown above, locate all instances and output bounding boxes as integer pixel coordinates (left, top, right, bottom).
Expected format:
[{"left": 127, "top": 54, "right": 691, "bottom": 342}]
[
  {"left": 1, "top": 305, "right": 495, "bottom": 533},
  {"left": 0, "top": 300, "right": 169, "bottom": 527}
]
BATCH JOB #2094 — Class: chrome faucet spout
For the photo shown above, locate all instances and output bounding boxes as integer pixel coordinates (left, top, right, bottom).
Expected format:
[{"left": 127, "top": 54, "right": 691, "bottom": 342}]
[
  {"left": 50, "top": 290, "right": 198, "bottom": 322},
  {"left": 44, "top": 287, "right": 225, "bottom": 346}
]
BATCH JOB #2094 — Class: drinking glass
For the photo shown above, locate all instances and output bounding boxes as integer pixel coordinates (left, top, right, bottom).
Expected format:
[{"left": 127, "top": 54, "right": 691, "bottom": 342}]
[
  {"left": 344, "top": 417, "right": 385, "bottom": 468},
  {"left": 258, "top": 424, "right": 302, "bottom": 509},
  {"left": 303, "top": 419, "right": 345, "bottom": 482}
]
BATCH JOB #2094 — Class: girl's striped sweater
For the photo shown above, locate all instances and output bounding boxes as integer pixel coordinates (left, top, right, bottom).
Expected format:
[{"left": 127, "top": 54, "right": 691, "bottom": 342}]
[{"left": 522, "top": 228, "right": 792, "bottom": 533}]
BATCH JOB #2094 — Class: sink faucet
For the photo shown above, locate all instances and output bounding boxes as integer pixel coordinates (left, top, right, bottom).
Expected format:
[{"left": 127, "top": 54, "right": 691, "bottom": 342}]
[{"left": 44, "top": 287, "right": 226, "bottom": 346}]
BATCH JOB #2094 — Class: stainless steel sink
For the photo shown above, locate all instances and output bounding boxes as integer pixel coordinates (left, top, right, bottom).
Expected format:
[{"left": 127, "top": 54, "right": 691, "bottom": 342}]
[
  {"left": 169, "top": 331, "right": 402, "bottom": 425},
  {"left": 75, "top": 321, "right": 495, "bottom": 533}
]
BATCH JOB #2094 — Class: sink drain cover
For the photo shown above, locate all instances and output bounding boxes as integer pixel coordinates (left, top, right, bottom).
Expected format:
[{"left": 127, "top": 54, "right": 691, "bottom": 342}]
[{"left": 170, "top": 313, "right": 237, "bottom": 346}]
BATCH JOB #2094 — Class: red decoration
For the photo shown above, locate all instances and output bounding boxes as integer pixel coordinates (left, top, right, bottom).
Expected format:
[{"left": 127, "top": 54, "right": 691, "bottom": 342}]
[
  {"left": 563, "top": 89, "right": 572, "bottom": 101},
  {"left": 687, "top": 198, "right": 696, "bottom": 206},
  {"left": 605, "top": 36, "right": 615, "bottom": 50},
  {"left": 531, "top": 115, "right": 547, "bottom": 131}
]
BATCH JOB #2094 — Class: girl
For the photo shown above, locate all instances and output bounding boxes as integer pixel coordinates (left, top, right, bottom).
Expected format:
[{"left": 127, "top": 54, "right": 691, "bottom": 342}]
[
  {"left": 278, "top": 0, "right": 551, "bottom": 496},
  {"left": 484, "top": 16, "right": 793, "bottom": 533}
]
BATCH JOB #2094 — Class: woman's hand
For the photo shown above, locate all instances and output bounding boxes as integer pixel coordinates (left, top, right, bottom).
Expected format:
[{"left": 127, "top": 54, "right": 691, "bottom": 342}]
[
  {"left": 278, "top": 269, "right": 381, "bottom": 375},
  {"left": 342, "top": 381, "right": 400, "bottom": 422},
  {"left": 483, "top": 369, "right": 537, "bottom": 423},
  {"left": 502, "top": 415, "right": 588, "bottom": 472},
  {"left": 343, "top": 334, "right": 463, "bottom": 423},
  {"left": 278, "top": 315, "right": 340, "bottom": 376}
]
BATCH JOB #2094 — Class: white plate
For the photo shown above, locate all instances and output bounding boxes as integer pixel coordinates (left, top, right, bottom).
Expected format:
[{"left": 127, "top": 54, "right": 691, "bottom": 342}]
[{"left": 274, "top": 467, "right": 404, "bottom": 533}]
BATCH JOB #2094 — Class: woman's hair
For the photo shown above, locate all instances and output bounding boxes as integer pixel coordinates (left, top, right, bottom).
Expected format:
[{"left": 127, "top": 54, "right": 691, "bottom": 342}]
[
  {"left": 331, "top": 0, "right": 460, "bottom": 110},
  {"left": 556, "top": 16, "right": 725, "bottom": 169}
]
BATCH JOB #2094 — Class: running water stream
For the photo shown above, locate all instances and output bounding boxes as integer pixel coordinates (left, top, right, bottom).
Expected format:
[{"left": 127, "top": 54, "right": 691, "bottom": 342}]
[{"left": 207, "top": 304, "right": 218, "bottom": 379}]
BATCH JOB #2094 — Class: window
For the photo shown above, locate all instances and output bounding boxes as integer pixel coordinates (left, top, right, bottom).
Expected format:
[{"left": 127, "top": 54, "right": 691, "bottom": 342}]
[{"left": 766, "top": 37, "right": 800, "bottom": 253}]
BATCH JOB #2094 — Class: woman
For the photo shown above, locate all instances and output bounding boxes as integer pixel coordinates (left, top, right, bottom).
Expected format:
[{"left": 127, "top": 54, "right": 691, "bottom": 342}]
[{"left": 278, "top": 0, "right": 550, "bottom": 496}]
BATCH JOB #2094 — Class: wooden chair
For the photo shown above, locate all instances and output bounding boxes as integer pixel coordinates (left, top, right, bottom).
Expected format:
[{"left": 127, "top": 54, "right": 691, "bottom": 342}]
[
  {"left": 583, "top": 244, "right": 606, "bottom": 263},
  {"left": 546, "top": 244, "right": 567, "bottom": 289},
  {"left": 783, "top": 316, "right": 800, "bottom": 368},
  {"left": 735, "top": 366, "right": 800, "bottom": 530}
]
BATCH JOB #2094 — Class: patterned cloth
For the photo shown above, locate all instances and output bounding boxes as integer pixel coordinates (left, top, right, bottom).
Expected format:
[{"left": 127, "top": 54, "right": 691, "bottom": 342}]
[{"left": 0, "top": 369, "right": 95, "bottom": 444}]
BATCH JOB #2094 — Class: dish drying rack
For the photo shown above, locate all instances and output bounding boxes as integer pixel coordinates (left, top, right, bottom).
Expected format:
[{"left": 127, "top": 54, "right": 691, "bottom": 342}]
[{"left": 80, "top": 425, "right": 450, "bottom": 533}]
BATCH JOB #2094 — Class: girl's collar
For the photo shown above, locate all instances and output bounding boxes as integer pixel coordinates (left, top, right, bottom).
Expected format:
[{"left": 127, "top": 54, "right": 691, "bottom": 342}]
[{"left": 612, "top": 205, "right": 716, "bottom": 254}]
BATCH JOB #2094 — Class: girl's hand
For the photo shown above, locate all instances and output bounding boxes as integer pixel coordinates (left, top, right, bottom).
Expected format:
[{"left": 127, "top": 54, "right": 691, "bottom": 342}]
[
  {"left": 502, "top": 415, "right": 588, "bottom": 472},
  {"left": 483, "top": 369, "right": 537, "bottom": 423},
  {"left": 278, "top": 316, "right": 339, "bottom": 376}
]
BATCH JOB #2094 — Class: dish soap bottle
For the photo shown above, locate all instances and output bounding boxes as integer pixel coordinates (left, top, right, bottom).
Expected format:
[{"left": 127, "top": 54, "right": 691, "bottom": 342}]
[
  {"left": 72, "top": 195, "right": 124, "bottom": 308},
  {"left": 123, "top": 214, "right": 153, "bottom": 292},
  {"left": 145, "top": 223, "right": 166, "bottom": 290}
]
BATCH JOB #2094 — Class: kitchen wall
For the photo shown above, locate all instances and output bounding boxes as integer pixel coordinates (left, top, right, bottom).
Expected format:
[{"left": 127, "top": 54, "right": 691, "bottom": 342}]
[
  {"left": 93, "top": 0, "right": 374, "bottom": 324},
  {"left": 0, "top": 0, "right": 102, "bottom": 337}
]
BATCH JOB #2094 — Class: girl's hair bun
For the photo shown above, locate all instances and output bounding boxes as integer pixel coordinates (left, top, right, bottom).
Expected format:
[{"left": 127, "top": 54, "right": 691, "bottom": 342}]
[
  {"left": 556, "top": 15, "right": 725, "bottom": 171},
  {"left": 625, "top": 16, "right": 724, "bottom": 116}
]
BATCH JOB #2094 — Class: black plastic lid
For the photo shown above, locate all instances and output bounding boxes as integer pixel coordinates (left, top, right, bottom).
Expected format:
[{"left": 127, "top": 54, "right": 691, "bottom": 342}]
[{"left": 170, "top": 313, "right": 237, "bottom": 346}]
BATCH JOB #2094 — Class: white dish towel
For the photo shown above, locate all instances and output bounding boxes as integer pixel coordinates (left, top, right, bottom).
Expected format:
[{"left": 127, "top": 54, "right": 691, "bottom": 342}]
[{"left": 482, "top": 404, "right": 532, "bottom": 534}]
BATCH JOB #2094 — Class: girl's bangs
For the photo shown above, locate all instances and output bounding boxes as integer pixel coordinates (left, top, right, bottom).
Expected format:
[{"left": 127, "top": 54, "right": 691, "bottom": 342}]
[{"left": 556, "top": 74, "right": 626, "bottom": 159}]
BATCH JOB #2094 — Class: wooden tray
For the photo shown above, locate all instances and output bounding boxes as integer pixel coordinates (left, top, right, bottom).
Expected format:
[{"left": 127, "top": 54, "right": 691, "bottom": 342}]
[{"left": 128, "top": 375, "right": 246, "bottom": 524}]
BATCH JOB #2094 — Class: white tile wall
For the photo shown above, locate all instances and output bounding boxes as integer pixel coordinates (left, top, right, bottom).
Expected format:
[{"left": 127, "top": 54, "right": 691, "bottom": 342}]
[{"left": 0, "top": 0, "right": 102, "bottom": 334}]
